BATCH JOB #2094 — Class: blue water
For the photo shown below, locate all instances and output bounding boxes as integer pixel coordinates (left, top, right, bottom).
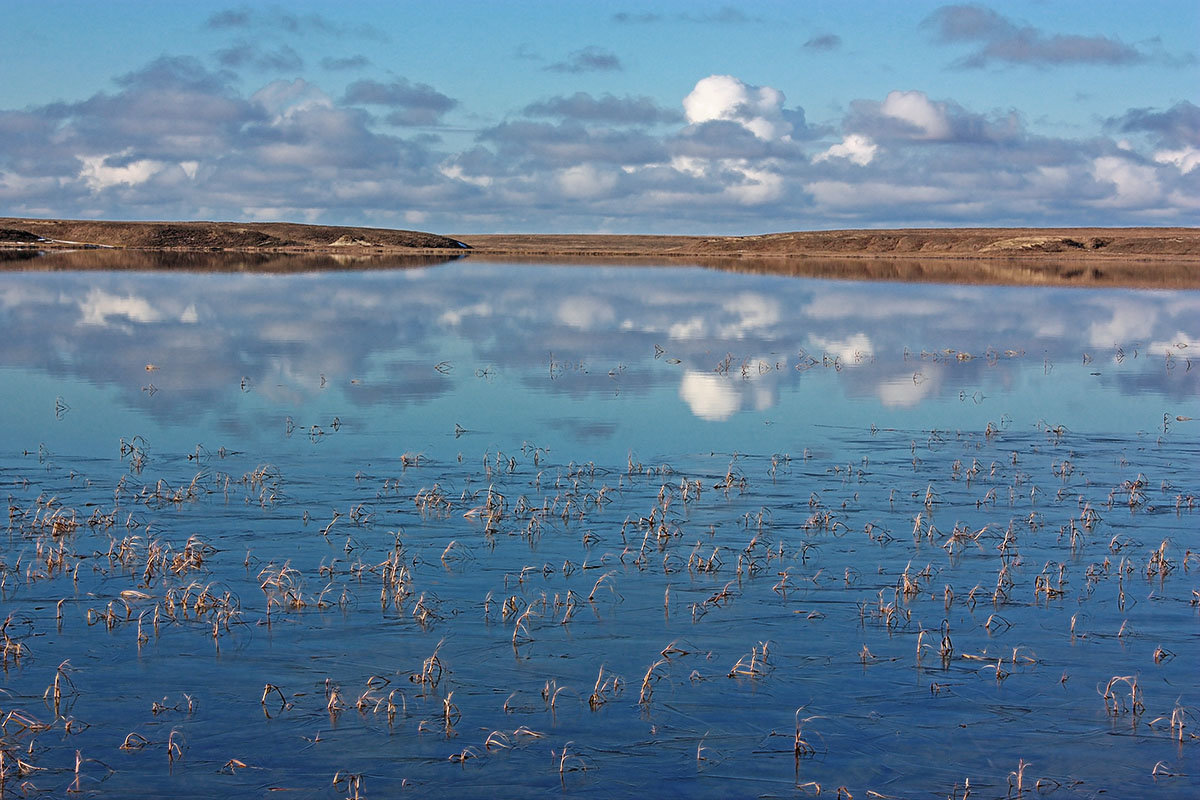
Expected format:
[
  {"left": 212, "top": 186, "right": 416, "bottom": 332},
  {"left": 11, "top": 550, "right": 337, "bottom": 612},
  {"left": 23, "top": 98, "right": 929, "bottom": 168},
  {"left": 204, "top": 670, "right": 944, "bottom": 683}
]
[{"left": 0, "top": 257, "right": 1196, "bottom": 798}]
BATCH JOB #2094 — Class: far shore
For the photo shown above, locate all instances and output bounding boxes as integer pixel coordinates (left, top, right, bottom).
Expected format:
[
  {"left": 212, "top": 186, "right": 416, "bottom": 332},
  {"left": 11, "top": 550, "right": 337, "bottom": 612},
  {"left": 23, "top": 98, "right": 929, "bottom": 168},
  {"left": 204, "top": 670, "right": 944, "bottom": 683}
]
[{"left": 2, "top": 217, "right": 1198, "bottom": 288}]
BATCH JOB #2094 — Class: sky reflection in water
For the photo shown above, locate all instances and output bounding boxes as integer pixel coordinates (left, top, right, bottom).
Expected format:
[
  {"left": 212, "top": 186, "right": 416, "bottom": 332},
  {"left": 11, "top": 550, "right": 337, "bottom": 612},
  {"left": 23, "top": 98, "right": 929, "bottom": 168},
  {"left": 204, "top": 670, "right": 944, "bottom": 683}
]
[{"left": 1, "top": 259, "right": 1196, "bottom": 464}]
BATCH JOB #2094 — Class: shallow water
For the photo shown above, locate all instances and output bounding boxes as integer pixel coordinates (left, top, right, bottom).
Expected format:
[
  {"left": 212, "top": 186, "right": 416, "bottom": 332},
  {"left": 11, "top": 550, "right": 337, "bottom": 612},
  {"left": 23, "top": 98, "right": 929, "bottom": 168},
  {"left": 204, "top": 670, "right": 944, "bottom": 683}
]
[{"left": 1, "top": 256, "right": 1197, "bottom": 798}]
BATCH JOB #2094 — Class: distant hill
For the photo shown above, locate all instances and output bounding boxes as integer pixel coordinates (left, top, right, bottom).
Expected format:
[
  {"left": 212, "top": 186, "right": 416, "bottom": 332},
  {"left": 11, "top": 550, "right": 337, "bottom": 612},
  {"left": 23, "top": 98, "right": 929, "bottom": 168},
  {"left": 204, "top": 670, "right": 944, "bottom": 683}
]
[
  {"left": 460, "top": 228, "right": 1200, "bottom": 259},
  {"left": 3, "top": 218, "right": 1197, "bottom": 260},
  {"left": 0, "top": 218, "right": 469, "bottom": 251},
  {"left": 3, "top": 218, "right": 1199, "bottom": 288}
]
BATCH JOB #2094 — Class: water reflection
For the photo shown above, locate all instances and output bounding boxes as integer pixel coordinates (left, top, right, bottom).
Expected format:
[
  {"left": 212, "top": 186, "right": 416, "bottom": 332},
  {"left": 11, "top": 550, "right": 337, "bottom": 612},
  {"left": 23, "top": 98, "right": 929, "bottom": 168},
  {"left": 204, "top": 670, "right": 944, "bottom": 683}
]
[{"left": 0, "top": 254, "right": 1196, "bottom": 462}]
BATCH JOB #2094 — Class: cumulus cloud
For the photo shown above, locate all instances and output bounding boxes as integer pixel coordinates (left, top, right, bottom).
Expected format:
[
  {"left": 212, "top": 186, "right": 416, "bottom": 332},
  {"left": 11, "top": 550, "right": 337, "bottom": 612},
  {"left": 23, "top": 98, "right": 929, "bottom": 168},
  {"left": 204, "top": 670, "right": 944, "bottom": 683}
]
[
  {"left": 253, "top": 78, "right": 333, "bottom": 117},
  {"left": 683, "top": 75, "right": 791, "bottom": 141},
  {"left": 1090, "top": 156, "right": 1162, "bottom": 208},
  {"left": 556, "top": 164, "right": 618, "bottom": 198},
  {"left": 1105, "top": 102, "right": 1200, "bottom": 177},
  {"left": 49, "top": 57, "right": 265, "bottom": 163},
  {"left": 1, "top": 48, "right": 1197, "bottom": 233},
  {"left": 1107, "top": 101, "right": 1200, "bottom": 148},
  {"left": 79, "top": 151, "right": 164, "bottom": 191},
  {"left": 671, "top": 120, "right": 779, "bottom": 160},
  {"left": 342, "top": 78, "right": 458, "bottom": 125},
  {"left": 813, "top": 134, "right": 877, "bottom": 166},
  {"left": 924, "top": 4, "right": 1145, "bottom": 68},
  {"left": 546, "top": 47, "right": 622, "bottom": 73},
  {"left": 0, "top": 55, "right": 463, "bottom": 223},
  {"left": 523, "top": 93, "right": 681, "bottom": 125},
  {"left": 672, "top": 82, "right": 801, "bottom": 212},
  {"left": 1154, "top": 147, "right": 1200, "bottom": 175},
  {"left": 479, "top": 120, "right": 667, "bottom": 166},
  {"left": 843, "top": 89, "right": 1021, "bottom": 143},
  {"left": 724, "top": 168, "right": 783, "bottom": 205},
  {"left": 881, "top": 90, "right": 952, "bottom": 140}
]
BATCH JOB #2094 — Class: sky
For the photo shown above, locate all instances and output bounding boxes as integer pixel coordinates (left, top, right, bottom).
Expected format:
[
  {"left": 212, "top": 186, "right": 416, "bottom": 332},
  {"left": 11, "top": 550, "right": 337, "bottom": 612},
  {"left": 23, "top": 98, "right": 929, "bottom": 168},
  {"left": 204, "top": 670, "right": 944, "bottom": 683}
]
[{"left": 1, "top": 1, "right": 1197, "bottom": 234}]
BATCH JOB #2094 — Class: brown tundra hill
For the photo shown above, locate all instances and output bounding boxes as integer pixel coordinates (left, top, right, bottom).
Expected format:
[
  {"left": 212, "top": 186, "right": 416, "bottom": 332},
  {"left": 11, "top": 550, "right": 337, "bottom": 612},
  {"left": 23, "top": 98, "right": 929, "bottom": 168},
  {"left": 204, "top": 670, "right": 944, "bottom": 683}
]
[{"left": 0, "top": 218, "right": 469, "bottom": 251}]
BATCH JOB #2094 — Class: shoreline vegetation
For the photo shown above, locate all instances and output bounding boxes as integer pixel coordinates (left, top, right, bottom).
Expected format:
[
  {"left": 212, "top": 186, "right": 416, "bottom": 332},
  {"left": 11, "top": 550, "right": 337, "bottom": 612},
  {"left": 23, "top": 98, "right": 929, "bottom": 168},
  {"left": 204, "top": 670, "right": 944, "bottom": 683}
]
[{"left": 2, "top": 216, "right": 1198, "bottom": 288}]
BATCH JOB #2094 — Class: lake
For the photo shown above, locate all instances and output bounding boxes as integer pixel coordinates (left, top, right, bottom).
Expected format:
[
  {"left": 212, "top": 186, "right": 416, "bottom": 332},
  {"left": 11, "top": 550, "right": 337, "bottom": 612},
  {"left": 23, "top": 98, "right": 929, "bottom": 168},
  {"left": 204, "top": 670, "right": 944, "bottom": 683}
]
[{"left": 1, "top": 252, "right": 1197, "bottom": 798}]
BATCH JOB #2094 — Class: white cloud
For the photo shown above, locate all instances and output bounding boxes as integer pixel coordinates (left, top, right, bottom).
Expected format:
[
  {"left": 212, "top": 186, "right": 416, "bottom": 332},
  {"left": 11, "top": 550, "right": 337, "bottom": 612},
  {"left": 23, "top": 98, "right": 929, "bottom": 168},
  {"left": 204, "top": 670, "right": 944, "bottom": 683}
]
[
  {"left": 813, "top": 134, "right": 878, "bottom": 166},
  {"left": 79, "top": 289, "right": 164, "bottom": 326},
  {"left": 719, "top": 293, "right": 780, "bottom": 337},
  {"left": 683, "top": 75, "right": 790, "bottom": 140},
  {"left": 679, "top": 370, "right": 740, "bottom": 421},
  {"left": 557, "top": 296, "right": 615, "bottom": 329},
  {"left": 556, "top": 164, "right": 618, "bottom": 198},
  {"left": 78, "top": 151, "right": 164, "bottom": 191},
  {"left": 877, "top": 374, "right": 935, "bottom": 408},
  {"left": 810, "top": 333, "right": 873, "bottom": 364},
  {"left": 1154, "top": 146, "right": 1200, "bottom": 175},
  {"left": 1027, "top": 165, "right": 1073, "bottom": 195},
  {"left": 669, "top": 154, "right": 783, "bottom": 205},
  {"left": 440, "top": 163, "right": 493, "bottom": 187},
  {"left": 1086, "top": 301, "right": 1155, "bottom": 347},
  {"left": 252, "top": 78, "right": 333, "bottom": 118},
  {"left": 0, "top": 284, "right": 60, "bottom": 309},
  {"left": 438, "top": 301, "right": 493, "bottom": 327},
  {"left": 5, "top": 50, "right": 1199, "bottom": 233},
  {"left": 669, "top": 155, "right": 707, "bottom": 177},
  {"left": 880, "top": 90, "right": 951, "bottom": 140},
  {"left": 1146, "top": 331, "right": 1195, "bottom": 355},
  {"left": 1090, "top": 156, "right": 1162, "bottom": 207},
  {"left": 725, "top": 167, "right": 783, "bottom": 205},
  {"left": 668, "top": 315, "right": 706, "bottom": 340}
]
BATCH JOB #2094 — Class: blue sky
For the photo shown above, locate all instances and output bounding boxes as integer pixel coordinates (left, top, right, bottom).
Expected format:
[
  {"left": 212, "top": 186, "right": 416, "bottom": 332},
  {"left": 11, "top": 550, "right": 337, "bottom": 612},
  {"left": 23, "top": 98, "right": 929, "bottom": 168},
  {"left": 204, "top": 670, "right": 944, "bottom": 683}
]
[{"left": 1, "top": 1, "right": 1197, "bottom": 233}]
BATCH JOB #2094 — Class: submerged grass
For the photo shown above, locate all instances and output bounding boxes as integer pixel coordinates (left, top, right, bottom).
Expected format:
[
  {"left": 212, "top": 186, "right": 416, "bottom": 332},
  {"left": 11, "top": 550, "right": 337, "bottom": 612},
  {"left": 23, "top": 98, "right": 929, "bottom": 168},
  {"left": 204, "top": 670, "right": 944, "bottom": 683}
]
[{"left": 3, "top": 419, "right": 1194, "bottom": 798}]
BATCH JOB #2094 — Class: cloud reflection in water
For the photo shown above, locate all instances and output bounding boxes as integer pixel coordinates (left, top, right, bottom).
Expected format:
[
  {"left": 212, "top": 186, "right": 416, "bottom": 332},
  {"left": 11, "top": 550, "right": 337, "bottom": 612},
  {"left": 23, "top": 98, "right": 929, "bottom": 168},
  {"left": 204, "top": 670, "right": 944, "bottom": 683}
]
[{"left": 0, "top": 254, "right": 1196, "bottom": 460}]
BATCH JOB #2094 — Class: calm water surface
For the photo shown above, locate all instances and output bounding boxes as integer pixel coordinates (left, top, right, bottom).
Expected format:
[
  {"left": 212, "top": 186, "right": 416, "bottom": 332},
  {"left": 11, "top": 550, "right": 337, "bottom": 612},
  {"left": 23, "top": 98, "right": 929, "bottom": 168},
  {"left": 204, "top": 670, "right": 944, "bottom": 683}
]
[{"left": 1, "top": 256, "right": 1197, "bottom": 798}]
